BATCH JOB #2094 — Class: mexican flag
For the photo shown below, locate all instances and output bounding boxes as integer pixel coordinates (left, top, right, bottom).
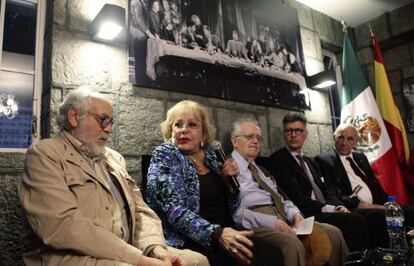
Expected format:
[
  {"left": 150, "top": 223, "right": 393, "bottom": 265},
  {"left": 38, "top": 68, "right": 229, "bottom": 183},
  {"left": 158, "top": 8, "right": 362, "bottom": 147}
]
[{"left": 340, "top": 30, "right": 410, "bottom": 204}]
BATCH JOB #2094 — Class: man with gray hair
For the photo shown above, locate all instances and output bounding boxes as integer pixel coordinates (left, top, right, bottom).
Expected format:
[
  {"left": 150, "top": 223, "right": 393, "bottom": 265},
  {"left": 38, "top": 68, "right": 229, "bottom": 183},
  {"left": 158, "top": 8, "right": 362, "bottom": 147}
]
[
  {"left": 315, "top": 123, "right": 414, "bottom": 248},
  {"left": 19, "top": 88, "right": 208, "bottom": 266},
  {"left": 230, "top": 118, "right": 349, "bottom": 266}
]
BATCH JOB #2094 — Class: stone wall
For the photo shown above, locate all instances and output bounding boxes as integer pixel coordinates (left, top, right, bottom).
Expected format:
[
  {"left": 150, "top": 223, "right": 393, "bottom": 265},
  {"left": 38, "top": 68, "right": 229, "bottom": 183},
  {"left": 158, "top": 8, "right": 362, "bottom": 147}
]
[{"left": 1, "top": 0, "right": 413, "bottom": 264}]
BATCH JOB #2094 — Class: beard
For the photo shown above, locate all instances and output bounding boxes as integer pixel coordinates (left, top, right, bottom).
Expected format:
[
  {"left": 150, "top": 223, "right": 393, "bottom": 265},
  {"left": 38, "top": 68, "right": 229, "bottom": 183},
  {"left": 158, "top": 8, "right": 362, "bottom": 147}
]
[{"left": 73, "top": 125, "right": 107, "bottom": 157}]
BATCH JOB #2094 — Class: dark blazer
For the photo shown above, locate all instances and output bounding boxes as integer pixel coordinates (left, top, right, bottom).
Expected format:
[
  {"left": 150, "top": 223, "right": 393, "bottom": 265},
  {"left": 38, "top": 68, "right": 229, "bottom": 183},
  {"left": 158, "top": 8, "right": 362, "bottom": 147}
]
[
  {"left": 315, "top": 149, "right": 388, "bottom": 209},
  {"left": 266, "top": 146, "right": 342, "bottom": 217}
]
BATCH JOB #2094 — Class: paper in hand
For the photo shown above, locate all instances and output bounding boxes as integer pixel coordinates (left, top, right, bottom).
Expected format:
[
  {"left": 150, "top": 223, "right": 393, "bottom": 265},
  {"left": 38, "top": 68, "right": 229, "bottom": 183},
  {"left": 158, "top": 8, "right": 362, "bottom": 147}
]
[{"left": 295, "top": 216, "right": 314, "bottom": 235}]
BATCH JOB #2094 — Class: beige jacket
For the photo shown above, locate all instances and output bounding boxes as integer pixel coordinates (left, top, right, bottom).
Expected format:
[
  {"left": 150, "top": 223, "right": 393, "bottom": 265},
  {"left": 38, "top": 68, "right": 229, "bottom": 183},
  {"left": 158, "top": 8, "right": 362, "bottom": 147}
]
[{"left": 19, "top": 132, "right": 165, "bottom": 265}]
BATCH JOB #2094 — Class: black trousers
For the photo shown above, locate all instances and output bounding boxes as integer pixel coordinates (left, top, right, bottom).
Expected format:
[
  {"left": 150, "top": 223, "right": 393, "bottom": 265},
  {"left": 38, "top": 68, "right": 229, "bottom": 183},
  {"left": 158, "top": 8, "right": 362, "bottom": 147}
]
[
  {"left": 352, "top": 208, "right": 388, "bottom": 248},
  {"left": 315, "top": 212, "right": 370, "bottom": 251}
]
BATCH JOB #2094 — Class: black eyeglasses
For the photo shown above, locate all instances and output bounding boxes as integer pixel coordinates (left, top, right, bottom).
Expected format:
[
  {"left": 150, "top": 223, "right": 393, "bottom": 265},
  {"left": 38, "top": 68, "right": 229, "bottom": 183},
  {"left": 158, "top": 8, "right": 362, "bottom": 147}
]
[
  {"left": 283, "top": 128, "right": 304, "bottom": 135},
  {"left": 87, "top": 111, "right": 114, "bottom": 128}
]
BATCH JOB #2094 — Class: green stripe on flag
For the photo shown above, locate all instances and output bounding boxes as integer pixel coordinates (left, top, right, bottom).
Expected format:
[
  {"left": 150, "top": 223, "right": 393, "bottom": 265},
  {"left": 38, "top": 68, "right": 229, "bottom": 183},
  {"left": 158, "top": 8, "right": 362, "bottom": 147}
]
[{"left": 341, "top": 32, "right": 369, "bottom": 107}]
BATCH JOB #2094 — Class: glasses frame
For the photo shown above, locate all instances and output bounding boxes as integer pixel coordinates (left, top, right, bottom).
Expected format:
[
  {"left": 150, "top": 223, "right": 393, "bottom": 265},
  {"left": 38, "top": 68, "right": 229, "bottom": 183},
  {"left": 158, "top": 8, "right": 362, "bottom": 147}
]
[
  {"left": 283, "top": 128, "right": 305, "bottom": 135},
  {"left": 236, "top": 133, "right": 261, "bottom": 141},
  {"left": 87, "top": 111, "right": 114, "bottom": 128}
]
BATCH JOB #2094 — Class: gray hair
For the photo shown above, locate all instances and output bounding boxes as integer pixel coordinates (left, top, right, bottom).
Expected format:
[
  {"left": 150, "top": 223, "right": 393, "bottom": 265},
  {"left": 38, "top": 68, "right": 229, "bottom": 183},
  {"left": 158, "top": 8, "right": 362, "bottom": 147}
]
[
  {"left": 333, "top": 123, "right": 358, "bottom": 139},
  {"left": 231, "top": 118, "right": 260, "bottom": 138},
  {"left": 56, "top": 88, "right": 107, "bottom": 131}
]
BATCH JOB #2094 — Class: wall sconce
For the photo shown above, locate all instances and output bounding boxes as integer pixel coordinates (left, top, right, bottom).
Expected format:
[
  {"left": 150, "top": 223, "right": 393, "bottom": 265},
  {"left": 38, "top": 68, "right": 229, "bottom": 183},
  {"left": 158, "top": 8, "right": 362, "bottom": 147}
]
[
  {"left": 90, "top": 4, "right": 125, "bottom": 42},
  {"left": 307, "top": 69, "right": 336, "bottom": 90},
  {"left": 299, "top": 88, "right": 311, "bottom": 110}
]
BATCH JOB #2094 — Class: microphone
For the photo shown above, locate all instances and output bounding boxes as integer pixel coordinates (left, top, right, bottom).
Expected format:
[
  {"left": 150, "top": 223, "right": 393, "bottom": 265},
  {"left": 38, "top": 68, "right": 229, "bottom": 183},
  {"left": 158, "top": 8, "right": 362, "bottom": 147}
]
[{"left": 211, "top": 140, "right": 240, "bottom": 194}]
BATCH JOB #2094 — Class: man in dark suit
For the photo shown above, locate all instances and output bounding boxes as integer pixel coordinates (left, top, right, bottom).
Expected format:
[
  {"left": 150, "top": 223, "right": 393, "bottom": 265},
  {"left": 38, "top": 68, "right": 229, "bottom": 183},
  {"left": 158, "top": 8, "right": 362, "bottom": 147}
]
[
  {"left": 315, "top": 123, "right": 414, "bottom": 248},
  {"left": 266, "top": 113, "right": 370, "bottom": 251}
]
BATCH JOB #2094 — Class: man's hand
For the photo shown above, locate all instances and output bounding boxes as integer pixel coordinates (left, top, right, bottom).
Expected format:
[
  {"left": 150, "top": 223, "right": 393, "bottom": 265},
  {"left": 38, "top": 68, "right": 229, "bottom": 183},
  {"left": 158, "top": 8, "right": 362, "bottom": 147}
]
[
  {"left": 335, "top": 206, "right": 351, "bottom": 213},
  {"left": 358, "top": 202, "right": 384, "bottom": 209},
  {"left": 292, "top": 212, "right": 304, "bottom": 229},
  {"left": 274, "top": 220, "right": 296, "bottom": 235},
  {"left": 140, "top": 246, "right": 186, "bottom": 266},
  {"left": 219, "top": 227, "right": 254, "bottom": 266}
]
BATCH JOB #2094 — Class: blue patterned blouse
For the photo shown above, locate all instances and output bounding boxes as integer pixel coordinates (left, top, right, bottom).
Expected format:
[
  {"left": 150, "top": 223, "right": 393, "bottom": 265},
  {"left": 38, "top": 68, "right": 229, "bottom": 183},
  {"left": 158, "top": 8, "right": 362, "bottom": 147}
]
[{"left": 146, "top": 141, "right": 240, "bottom": 248}]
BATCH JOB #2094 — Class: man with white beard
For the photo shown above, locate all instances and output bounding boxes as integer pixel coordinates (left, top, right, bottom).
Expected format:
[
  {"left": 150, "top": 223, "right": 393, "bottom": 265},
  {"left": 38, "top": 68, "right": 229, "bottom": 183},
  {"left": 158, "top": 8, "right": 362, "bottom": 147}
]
[{"left": 19, "top": 88, "right": 208, "bottom": 266}]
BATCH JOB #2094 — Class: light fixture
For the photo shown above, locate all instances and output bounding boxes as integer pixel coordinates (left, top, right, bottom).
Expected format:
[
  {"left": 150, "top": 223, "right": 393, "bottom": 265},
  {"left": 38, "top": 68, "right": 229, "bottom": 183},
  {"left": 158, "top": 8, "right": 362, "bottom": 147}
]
[
  {"left": 307, "top": 69, "right": 336, "bottom": 89},
  {"left": 0, "top": 93, "right": 18, "bottom": 119},
  {"left": 90, "top": 4, "right": 125, "bottom": 42}
]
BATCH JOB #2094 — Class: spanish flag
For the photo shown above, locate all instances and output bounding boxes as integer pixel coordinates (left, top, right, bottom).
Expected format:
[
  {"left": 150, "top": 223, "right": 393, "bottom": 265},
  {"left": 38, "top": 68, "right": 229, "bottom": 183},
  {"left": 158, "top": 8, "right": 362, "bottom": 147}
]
[
  {"left": 372, "top": 32, "right": 411, "bottom": 167},
  {"left": 340, "top": 28, "right": 410, "bottom": 204}
]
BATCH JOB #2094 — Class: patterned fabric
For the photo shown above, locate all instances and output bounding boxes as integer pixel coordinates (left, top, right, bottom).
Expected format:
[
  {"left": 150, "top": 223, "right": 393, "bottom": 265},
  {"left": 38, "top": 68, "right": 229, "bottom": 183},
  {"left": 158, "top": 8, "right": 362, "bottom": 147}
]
[{"left": 146, "top": 141, "right": 240, "bottom": 248}]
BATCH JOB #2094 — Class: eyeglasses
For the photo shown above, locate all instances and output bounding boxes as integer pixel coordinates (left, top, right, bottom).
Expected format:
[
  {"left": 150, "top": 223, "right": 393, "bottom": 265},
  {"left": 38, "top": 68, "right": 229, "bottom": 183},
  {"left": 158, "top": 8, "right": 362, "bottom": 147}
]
[
  {"left": 283, "top": 128, "right": 305, "bottom": 135},
  {"left": 87, "top": 111, "right": 114, "bottom": 128},
  {"left": 173, "top": 121, "right": 201, "bottom": 130},
  {"left": 236, "top": 133, "right": 261, "bottom": 141}
]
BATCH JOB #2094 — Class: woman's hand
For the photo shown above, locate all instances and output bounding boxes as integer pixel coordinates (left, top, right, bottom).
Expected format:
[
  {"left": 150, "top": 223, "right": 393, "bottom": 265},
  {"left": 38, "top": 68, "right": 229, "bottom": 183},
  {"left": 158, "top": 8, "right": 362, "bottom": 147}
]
[
  {"left": 219, "top": 227, "right": 254, "bottom": 266},
  {"left": 220, "top": 158, "right": 240, "bottom": 177}
]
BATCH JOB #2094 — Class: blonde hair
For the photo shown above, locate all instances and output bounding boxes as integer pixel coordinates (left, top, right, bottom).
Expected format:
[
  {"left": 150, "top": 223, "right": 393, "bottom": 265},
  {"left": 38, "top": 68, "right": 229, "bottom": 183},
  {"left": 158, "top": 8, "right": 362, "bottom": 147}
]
[{"left": 160, "top": 100, "right": 216, "bottom": 147}]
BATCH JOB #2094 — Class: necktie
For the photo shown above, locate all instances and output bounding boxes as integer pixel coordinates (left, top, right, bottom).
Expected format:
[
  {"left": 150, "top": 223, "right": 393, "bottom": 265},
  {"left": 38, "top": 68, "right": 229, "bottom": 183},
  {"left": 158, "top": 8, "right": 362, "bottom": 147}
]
[
  {"left": 248, "top": 163, "right": 288, "bottom": 222},
  {"left": 296, "top": 155, "right": 326, "bottom": 203},
  {"left": 346, "top": 156, "right": 378, "bottom": 201}
]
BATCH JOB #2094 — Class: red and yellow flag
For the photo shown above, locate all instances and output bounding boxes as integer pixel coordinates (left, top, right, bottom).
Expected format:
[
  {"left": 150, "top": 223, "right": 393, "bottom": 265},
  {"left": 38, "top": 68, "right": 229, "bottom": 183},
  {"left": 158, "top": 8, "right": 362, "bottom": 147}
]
[{"left": 372, "top": 33, "right": 411, "bottom": 167}]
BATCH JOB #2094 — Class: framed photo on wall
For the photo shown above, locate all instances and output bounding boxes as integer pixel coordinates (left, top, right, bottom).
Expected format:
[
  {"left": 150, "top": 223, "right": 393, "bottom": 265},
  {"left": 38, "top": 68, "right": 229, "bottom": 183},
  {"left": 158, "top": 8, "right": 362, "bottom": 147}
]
[
  {"left": 128, "top": 0, "right": 308, "bottom": 110},
  {"left": 402, "top": 77, "right": 414, "bottom": 133}
]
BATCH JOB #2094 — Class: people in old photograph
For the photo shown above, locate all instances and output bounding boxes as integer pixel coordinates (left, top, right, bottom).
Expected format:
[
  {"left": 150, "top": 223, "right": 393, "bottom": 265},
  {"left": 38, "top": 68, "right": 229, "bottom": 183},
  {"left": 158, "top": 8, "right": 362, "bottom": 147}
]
[
  {"left": 403, "top": 83, "right": 414, "bottom": 131},
  {"left": 129, "top": 0, "right": 306, "bottom": 109}
]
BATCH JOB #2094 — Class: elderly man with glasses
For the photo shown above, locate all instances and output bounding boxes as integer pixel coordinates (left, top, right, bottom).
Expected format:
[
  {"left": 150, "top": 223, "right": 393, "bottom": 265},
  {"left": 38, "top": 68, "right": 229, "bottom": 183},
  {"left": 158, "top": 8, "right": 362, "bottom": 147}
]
[
  {"left": 230, "top": 118, "right": 349, "bottom": 266},
  {"left": 19, "top": 88, "right": 208, "bottom": 266},
  {"left": 265, "top": 113, "right": 371, "bottom": 252}
]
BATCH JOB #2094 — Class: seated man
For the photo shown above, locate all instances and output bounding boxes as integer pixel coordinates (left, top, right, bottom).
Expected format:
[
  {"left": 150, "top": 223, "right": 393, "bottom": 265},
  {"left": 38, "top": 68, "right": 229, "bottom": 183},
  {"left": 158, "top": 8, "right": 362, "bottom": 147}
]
[
  {"left": 231, "top": 118, "right": 349, "bottom": 266},
  {"left": 19, "top": 88, "right": 208, "bottom": 266},
  {"left": 266, "top": 113, "right": 370, "bottom": 251},
  {"left": 315, "top": 123, "right": 414, "bottom": 247}
]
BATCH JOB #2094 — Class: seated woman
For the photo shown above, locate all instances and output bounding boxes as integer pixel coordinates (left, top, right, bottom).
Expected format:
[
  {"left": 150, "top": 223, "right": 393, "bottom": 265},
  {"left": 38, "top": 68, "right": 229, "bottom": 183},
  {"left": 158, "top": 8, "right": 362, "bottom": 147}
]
[{"left": 146, "top": 100, "right": 304, "bottom": 266}]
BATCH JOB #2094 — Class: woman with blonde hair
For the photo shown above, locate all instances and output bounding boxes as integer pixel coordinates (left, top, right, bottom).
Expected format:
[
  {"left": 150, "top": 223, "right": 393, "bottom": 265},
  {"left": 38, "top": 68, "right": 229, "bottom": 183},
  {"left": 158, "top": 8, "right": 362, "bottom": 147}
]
[{"left": 146, "top": 100, "right": 286, "bottom": 266}]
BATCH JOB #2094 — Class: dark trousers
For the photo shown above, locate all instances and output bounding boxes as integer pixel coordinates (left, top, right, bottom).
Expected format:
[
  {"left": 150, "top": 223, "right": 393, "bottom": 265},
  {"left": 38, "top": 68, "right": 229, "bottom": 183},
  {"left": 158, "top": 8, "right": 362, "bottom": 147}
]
[
  {"left": 353, "top": 208, "right": 388, "bottom": 248},
  {"left": 315, "top": 212, "right": 370, "bottom": 251},
  {"left": 182, "top": 228, "right": 294, "bottom": 266}
]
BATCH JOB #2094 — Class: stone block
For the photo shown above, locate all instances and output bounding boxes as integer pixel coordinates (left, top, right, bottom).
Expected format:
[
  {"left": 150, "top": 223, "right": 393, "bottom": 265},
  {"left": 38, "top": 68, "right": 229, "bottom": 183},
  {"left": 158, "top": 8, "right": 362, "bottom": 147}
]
[
  {"left": 268, "top": 108, "right": 291, "bottom": 153},
  {"left": 387, "top": 70, "right": 402, "bottom": 94},
  {"left": 383, "top": 45, "right": 411, "bottom": 72},
  {"left": 53, "top": 0, "right": 67, "bottom": 27},
  {"left": 357, "top": 47, "right": 374, "bottom": 66},
  {"left": 365, "top": 64, "right": 375, "bottom": 93},
  {"left": 304, "top": 56, "right": 324, "bottom": 76},
  {"left": 402, "top": 66, "right": 414, "bottom": 79},
  {"left": 318, "top": 124, "right": 334, "bottom": 154},
  {"left": 286, "top": 0, "right": 314, "bottom": 30},
  {"left": 389, "top": 2, "right": 414, "bottom": 36},
  {"left": 300, "top": 28, "right": 322, "bottom": 60},
  {"left": 303, "top": 123, "right": 321, "bottom": 157},
  {"left": 312, "top": 11, "right": 334, "bottom": 44},
  {"left": 0, "top": 153, "right": 25, "bottom": 172},
  {"left": 305, "top": 90, "right": 331, "bottom": 124},
  {"left": 355, "top": 14, "right": 390, "bottom": 49},
  {"left": 52, "top": 29, "right": 109, "bottom": 88},
  {"left": 118, "top": 96, "right": 164, "bottom": 155},
  {"left": 0, "top": 174, "right": 24, "bottom": 266},
  {"left": 123, "top": 155, "right": 142, "bottom": 184},
  {"left": 332, "top": 19, "right": 344, "bottom": 48}
]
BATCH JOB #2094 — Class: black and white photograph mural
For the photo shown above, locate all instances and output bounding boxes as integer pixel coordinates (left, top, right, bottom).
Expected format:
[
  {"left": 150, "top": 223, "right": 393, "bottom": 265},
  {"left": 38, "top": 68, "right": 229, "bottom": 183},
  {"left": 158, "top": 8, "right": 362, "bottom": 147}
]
[{"left": 128, "top": 0, "right": 307, "bottom": 110}]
